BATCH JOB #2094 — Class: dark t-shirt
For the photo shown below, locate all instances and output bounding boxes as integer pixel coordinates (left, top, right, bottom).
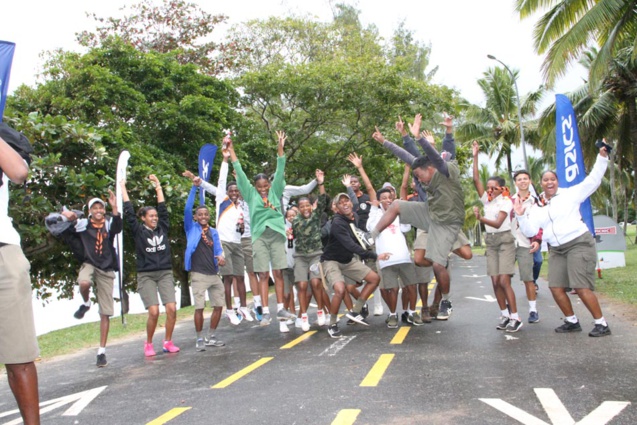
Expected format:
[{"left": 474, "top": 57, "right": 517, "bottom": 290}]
[
  {"left": 190, "top": 235, "right": 218, "bottom": 275},
  {"left": 355, "top": 193, "right": 371, "bottom": 230}
]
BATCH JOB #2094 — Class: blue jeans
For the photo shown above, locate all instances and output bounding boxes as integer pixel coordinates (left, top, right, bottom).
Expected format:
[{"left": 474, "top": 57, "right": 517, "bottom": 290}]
[{"left": 532, "top": 250, "right": 543, "bottom": 283}]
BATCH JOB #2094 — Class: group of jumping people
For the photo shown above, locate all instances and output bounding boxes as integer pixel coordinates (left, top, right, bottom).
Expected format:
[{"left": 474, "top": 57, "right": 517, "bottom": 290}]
[{"left": 47, "top": 113, "right": 612, "bottom": 368}]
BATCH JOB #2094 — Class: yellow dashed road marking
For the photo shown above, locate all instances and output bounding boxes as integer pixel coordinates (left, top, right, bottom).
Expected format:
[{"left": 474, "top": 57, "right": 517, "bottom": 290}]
[
  {"left": 360, "top": 354, "right": 395, "bottom": 387},
  {"left": 211, "top": 357, "right": 273, "bottom": 389},
  {"left": 331, "top": 409, "right": 361, "bottom": 425},
  {"left": 146, "top": 407, "right": 191, "bottom": 425},
  {"left": 280, "top": 331, "right": 317, "bottom": 349}
]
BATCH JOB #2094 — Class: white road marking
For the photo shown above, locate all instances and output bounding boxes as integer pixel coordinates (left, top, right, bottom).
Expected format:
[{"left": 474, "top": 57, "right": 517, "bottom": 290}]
[
  {"left": 480, "top": 387, "right": 630, "bottom": 425},
  {"left": 319, "top": 336, "right": 356, "bottom": 357},
  {"left": 1, "top": 386, "right": 107, "bottom": 425},
  {"left": 504, "top": 335, "right": 519, "bottom": 340},
  {"left": 466, "top": 295, "right": 497, "bottom": 302}
]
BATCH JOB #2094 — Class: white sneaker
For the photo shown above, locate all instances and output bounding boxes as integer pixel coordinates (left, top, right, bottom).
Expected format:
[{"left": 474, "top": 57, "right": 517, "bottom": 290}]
[
  {"left": 226, "top": 309, "right": 241, "bottom": 325},
  {"left": 301, "top": 315, "right": 310, "bottom": 332},
  {"left": 317, "top": 310, "right": 326, "bottom": 326},
  {"left": 295, "top": 317, "right": 303, "bottom": 328},
  {"left": 279, "top": 321, "right": 290, "bottom": 333},
  {"left": 374, "top": 305, "right": 383, "bottom": 316},
  {"left": 239, "top": 307, "right": 254, "bottom": 322}
]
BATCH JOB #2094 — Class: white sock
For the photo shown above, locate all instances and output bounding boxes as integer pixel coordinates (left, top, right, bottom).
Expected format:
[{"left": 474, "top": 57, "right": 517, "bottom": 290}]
[
  {"left": 263, "top": 306, "right": 270, "bottom": 314},
  {"left": 407, "top": 309, "right": 415, "bottom": 315},
  {"left": 594, "top": 317, "right": 608, "bottom": 326},
  {"left": 277, "top": 303, "right": 284, "bottom": 312},
  {"left": 442, "top": 293, "right": 450, "bottom": 301},
  {"left": 234, "top": 297, "right": 240, "bottom": 309},
  {"left": 510, "top": 312, "right": 520, "bottom": 321},
  {"left": 566, "top": 315, "right": 578, "bottom": 323},
  {"left": 529, "top": 300, "right": 537, "bottom": 312},
  {"left": 301, "top": 313, "right": 308, "bottom": 319},
  {"left": 97, "top": 347, "right": 106, "bottom": 355},
  {"left": 83, "top": 300, "right": 91, "bottom": 307},
  {"left": 500, "top": 309, "right": 510, "bottom": 318},
  {"left": 254, "top": 295, "right": 262, "bottom": 306}
]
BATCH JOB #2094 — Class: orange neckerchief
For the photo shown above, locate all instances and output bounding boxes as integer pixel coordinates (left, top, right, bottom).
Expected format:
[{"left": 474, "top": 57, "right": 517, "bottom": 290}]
[
  {"left": 488, "top": 186, "right": 511, "bottom": 202},
  {"left": 262, "top": 197, "right": 277, "bottom": 211},
  {"left": 90, "top": 218, "right": 106, "bottom": 256},
  {"left": 200, "top": 224, "right": 214, "bottom": 247}
]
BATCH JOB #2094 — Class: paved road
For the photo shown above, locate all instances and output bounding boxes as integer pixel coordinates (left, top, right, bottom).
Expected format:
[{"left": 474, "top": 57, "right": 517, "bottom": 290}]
[{"left": 1, "top": 255, "right": 635, "bottom": 424}]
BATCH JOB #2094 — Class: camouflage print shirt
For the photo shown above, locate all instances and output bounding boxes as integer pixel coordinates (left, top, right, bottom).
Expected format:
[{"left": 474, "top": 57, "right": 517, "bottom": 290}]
[{"left": 292, "top": 194, "right": 327, "bottom": 255}]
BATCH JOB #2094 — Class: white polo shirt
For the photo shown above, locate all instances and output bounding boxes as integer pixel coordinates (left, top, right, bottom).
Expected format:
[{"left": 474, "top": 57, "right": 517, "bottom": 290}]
[{"left": 480, "top": 192, "right": 512, "bottom": 233}]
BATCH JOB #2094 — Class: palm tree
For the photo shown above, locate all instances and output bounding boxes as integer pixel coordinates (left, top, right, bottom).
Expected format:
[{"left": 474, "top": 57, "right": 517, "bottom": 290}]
[
  {"left": 456, "top": 67, "right": 543, "bottom": 183},
  {"left": 517, "top": 1, "right": 637, "bottom": 236}
]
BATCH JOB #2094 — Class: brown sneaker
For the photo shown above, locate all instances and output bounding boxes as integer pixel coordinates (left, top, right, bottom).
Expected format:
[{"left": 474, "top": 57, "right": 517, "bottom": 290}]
[
  {"left": 420, "top": 306, "right": 432, "bottom": 323},
  {"left": 428, "top": 305, "right": 438, "bottom": 320}
]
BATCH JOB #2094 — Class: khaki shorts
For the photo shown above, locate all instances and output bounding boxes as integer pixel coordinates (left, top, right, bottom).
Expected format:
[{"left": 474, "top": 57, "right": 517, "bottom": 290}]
[
  {"left": 414, "top": 264, "right": 433, "bottom": 283},
  {"left": 137, "top": 270, "right": 176, "bottom": 309},
  {"left": 191, "top": 272, "right": 224, "bottom": 308},
  {"left": 322, "top": 259, "right": 372, "bottom": 288},
  {"left": 415, "top": 229, "right": 469, "bottom": 255},
  {"left": 515, "top": 246, "right": 534, "bottom": 282},
  {"left": 485, "top": 232, "right": 516, "bottom": 276},
  {"left": 425, "top": 223, "right": 463, "bottom": 267},
  {"left": 293, "top": 251, "right": 322, "bottom": 283},
  {"left": 397, "top": 200, "right": 430, "bottom": 231},
  {"left": 0, "top": 244, "right": 39, "bottom": 364},
  {"left": 282, "top": 268, "right": 295, "bottom": 295},
  {"left": 548, "top": 232, "right": 596, "bottom": 290},
  {"left": 220, "top": 241, "right": 245, "bottom": 276},
  {"left": 78, "top": 262, "right": 115, "bottom": 316},
  {"left": 252, "top": 227, "right": 287, "bottom": 272},
  {"left": 380, "top": 263, "right": 417, "bottom": 290},
  {"left": 241, "top": 237, "right": 254, "bottom": 273}
]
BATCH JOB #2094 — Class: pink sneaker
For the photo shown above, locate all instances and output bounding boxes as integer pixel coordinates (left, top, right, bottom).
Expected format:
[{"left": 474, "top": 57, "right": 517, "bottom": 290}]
[
  {"left": 162, "top": 340, "right": 180, "bottom": 353},
  {"left": 144, "top": 342, "right": 156, "bottom": 357}
]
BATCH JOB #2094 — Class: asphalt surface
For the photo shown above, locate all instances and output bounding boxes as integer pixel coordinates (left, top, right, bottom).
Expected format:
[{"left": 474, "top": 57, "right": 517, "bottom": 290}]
[{"left": 1, "top": 254, "right": 635, "bottom": 425}]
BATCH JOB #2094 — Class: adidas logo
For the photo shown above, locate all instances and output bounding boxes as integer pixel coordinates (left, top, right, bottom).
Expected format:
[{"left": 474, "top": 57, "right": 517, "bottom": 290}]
[{"left": 146, "top": 235, "right": 166, "bottom": 252}]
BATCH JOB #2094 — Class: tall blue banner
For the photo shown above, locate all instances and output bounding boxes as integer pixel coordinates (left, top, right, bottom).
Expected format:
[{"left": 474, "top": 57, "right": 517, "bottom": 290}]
[
  {"left": 198, "top": 143, "right": 217, "bottom": 205},
  {"left": 555, "top": 94, "right": 595, "bottom": 235},
  {"left": 0, "top": 41, "right": 16, "bottom": 121}
]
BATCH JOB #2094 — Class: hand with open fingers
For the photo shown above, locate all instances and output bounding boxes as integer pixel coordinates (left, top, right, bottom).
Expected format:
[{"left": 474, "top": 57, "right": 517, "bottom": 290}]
[
  {"left": 316, "top": 169, "right": 325, "bottom": 184},
  {"left": 372, "top": 126, "right": 385, "bottom": 144},
  {"left": 276, "top": 130, "right": 287, "bottom": 145},
  {"left": 108, "top": 190, "right": 116, "bottom": 206},
  {"left": 182, "top": 170, "right": 195, "bottom": 180},
  {"left": 347, "top": 153, "right": 363, "bottom": 168},
  {"left": 472, "top": 140, "right": 480, "bottom": 157},
  {"left": 421, "top": 130, "right": 435, "bottom": 146},
  {"left": 342, "top": 174, "right": 352, "bottom": 187},
  {"left": 408, "top": 113, "right": 422, "bottom": 138},
  {"left": 513, "top": 196, "right": 526, "bottom": 216}
]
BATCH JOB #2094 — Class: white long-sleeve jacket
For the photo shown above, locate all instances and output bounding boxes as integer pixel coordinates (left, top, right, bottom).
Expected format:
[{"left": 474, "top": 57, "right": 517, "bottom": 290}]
[{"left": 516, "top": 154, "right": 608, "bottom": 247}]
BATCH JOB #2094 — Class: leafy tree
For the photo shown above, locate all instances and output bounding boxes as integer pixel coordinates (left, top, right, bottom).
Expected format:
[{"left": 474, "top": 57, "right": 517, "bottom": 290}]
[
  {"left": 455, "top": 66, "right": 544, "bottom": 183},
  {"left": 225, "top": 6, "right": 460, "bottom": 195},
  {"left": 7, "top": 39, "right": 239, "bottom": 304},
  {"left": 76, "top": 0, "right": 247, "bottom": 75}
]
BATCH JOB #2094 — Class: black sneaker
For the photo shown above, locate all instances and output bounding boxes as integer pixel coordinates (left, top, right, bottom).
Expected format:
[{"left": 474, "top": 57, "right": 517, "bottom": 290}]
[
  {"left": 361, "top": 304, "right": 369, "bottom": 319},
  {"left": 74, "top": 304, "right": 90, "bottom": 319},
  {"left": 437, "top": 300, "right": 452, "bottom": 320},
  {"left": 401, "top": 311, "right": 409, "bottom": 324},
  {"left": 96, "top": 353, "right": 107, "bottom": 367},
  {"left": 328, "top": 324, "right": 342, "bottom": 338},
  {"left": 588, "top": 324, "right": 611, "bottom": 337},
  {"left": 496, "top": 316, "right": 510, "bottom": 330},
  {"left": 555, "top": 320, "right": 582, "bottom": 333},
  {"left": 505, "top": 319, "right": 523, "bottom": 333},
  {"left": 405, "top": 312, "right": 414, "bottom": 325},
  {"left": 345, "top": 311, "right": 370, "bottom": 326}
]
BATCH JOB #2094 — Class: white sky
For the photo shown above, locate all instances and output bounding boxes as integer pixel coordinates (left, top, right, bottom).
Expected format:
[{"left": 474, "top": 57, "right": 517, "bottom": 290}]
[{"left": 2, "top": 0, "right": 585, "bottom": 169}]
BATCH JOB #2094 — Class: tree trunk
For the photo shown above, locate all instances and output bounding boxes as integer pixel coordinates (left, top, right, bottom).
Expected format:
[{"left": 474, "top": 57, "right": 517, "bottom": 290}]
[
  {"left": 177, "top": 268, "right": 191, "bottom": 308},
  {"left": 609, "top": 146, "right": 617, "bottom": 222},
  {"left": 506, "top": 150, "right": 514, "bottom": 186},
  {"left": 628, "top": 99, "right": 637, "bottom": 244}
]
